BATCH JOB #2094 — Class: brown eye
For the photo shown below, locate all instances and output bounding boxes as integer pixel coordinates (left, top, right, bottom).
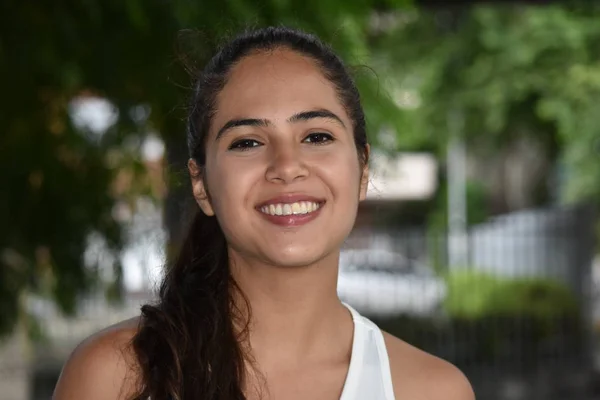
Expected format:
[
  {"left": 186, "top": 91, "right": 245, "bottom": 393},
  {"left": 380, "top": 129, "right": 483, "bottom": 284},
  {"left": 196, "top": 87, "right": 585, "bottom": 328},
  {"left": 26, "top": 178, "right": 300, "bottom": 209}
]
[
  {"left": 303, "top": 132, "right": 334, "bottom": 145},
  {"left": 228, "top": 139, "right": 262, "bottom": 151}
]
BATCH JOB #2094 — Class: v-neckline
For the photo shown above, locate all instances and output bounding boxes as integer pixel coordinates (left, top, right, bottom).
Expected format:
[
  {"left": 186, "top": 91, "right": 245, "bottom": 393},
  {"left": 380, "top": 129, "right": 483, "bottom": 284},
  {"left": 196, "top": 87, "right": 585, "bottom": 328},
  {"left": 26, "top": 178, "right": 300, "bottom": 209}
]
[{"left": 339, "top": 303, "right": 366, "bottom": 400}]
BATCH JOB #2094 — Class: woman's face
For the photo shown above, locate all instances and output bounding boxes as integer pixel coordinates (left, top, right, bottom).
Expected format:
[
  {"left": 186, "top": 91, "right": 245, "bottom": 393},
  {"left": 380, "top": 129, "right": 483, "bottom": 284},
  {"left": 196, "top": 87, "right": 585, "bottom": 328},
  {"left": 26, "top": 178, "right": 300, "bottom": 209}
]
[{"left": 190, "top": 49, "right": 369, "bottom": 268}]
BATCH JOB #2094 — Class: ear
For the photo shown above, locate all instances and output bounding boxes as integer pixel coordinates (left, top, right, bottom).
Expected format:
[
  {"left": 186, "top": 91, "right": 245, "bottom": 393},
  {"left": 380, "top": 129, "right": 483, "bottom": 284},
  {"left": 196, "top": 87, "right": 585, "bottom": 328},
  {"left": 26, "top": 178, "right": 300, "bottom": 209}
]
[
  {"left": 188, "top": 159, "right": 215, "bottom": 216},
  {"left": 359, "top": 144, "right": 370, "bottom": 202}
]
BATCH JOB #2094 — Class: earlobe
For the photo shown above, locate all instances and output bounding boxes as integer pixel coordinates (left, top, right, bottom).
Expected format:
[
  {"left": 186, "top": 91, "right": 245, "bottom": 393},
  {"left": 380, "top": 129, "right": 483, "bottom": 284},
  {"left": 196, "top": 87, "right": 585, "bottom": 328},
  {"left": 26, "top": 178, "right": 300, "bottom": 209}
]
[{"left": 188, "top": 159, "right": 215, "bottom": 217}]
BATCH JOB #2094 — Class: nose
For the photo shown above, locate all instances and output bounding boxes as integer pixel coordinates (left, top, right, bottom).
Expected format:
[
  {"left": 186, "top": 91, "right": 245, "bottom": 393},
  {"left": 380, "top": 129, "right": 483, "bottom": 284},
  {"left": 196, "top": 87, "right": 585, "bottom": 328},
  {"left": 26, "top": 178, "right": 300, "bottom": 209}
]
[{"left": 265, "top": 143, "right": 309, "bottom": 184}]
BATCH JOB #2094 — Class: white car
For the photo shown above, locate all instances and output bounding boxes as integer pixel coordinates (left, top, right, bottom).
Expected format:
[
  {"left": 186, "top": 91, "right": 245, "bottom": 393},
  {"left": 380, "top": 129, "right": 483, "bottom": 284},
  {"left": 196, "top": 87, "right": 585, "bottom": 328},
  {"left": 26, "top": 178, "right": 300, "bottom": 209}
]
[{"left": 337, "top": 249, "right": 447, "bottom": 318}]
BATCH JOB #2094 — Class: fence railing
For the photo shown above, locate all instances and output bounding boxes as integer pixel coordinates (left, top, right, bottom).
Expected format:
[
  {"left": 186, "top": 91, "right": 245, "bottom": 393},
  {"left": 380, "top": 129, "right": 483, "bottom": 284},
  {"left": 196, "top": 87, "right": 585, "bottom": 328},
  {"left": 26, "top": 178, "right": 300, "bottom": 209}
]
[{"left": 340, "top": 204, "right": 597, "bottom": 399}]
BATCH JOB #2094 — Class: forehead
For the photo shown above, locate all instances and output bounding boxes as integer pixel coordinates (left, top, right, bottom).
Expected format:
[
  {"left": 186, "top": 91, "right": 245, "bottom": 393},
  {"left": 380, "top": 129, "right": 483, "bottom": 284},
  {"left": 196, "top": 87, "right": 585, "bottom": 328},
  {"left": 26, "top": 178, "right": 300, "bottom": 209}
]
[{"left": 213, "top": 49, "right": 348, "bottom": 126}]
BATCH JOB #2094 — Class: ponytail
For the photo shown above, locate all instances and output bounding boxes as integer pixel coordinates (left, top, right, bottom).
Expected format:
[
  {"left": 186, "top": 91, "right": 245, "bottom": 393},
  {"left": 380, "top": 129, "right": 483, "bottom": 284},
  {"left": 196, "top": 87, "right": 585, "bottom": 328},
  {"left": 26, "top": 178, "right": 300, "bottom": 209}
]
[{"left": 131, "top": 210, "right": 247, "bottom": 399}]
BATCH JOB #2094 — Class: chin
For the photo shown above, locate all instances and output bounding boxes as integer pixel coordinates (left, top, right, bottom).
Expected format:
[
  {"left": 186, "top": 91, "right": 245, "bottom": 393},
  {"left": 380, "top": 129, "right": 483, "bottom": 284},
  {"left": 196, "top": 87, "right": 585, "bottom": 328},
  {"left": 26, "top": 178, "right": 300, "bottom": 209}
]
[{"left": 264, "top": 246, "right": 332, "bottom": 269}]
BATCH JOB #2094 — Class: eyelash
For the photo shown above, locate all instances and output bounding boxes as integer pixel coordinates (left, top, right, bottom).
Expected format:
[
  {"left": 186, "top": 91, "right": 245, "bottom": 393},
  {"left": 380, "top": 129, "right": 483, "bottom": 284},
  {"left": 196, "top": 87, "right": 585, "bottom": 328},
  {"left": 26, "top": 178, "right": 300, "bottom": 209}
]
[
  {"left": 228, "top": 132, "right": 335, "bottom": 151},
  {"left": 228, "top": 139, "right": 262, "bottom": 151},
  {"left": 303, "top": 132, "right": 334, "bottom": 145}
]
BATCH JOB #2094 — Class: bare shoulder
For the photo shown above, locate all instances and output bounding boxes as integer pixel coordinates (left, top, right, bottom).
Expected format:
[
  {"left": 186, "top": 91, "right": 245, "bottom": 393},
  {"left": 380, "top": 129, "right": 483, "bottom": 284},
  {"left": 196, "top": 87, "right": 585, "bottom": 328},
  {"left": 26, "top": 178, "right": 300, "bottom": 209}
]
[
  {"left": 52, "top": 316, "right": 142, "bottom": 400},
  {"left": 383, "top": 331, "right": 475, "bottom": 400}
]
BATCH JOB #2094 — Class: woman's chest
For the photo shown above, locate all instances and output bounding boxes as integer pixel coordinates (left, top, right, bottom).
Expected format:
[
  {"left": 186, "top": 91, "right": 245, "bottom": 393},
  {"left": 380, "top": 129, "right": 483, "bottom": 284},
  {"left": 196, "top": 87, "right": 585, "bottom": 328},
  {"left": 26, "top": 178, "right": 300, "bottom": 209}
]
[{"left": 245, "top": 362, "right": 349, "bottom": 400}]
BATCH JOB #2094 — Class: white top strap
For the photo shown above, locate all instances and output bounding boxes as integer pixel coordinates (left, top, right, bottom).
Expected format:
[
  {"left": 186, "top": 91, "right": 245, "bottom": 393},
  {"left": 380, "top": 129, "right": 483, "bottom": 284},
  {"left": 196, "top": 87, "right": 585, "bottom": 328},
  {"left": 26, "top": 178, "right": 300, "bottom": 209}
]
[{"left": 340, "top": 303, "right": 395, "bottom": 400}]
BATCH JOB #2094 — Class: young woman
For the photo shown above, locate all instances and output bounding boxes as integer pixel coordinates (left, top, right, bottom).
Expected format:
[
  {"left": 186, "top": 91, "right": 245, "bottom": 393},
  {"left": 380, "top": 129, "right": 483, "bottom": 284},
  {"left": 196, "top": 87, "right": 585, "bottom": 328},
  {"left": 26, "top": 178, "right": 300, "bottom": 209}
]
[{"left": 53, "top": 26, "right": 474, "bottom": 400}]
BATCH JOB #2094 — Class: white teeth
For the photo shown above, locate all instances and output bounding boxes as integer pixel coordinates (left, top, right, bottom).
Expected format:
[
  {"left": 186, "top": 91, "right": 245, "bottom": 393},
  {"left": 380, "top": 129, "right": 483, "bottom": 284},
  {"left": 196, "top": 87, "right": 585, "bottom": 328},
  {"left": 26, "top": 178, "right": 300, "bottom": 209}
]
[
  {"left": 259, "top": 201, "right": 321, "bottom": 216},
  {"left": 291, "top": 203, "right": 301, "bottom": 214},
  {"left": 300, "top": 202, "right": 308, "bottom": 214}
]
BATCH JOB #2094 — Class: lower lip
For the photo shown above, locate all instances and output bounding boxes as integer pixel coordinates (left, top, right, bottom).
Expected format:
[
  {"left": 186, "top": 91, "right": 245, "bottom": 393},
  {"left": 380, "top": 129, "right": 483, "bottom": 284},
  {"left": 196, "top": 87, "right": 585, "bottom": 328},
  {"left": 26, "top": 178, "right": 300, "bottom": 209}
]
[{"left": 257, "top": 204, "right": 324, "bottom": 227}]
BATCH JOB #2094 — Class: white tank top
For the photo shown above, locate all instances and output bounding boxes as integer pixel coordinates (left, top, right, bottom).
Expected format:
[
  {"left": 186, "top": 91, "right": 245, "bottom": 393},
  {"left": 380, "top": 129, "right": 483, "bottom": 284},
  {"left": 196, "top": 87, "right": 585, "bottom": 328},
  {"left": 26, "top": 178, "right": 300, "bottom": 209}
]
[{"left": 339, "top": 303, "right": 396, "bottom": 400}]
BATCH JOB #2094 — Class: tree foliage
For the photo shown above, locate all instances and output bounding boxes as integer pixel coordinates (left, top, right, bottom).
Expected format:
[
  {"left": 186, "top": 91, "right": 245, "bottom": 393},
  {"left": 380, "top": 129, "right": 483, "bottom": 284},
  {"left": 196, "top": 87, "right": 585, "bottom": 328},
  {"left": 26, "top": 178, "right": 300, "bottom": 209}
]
[{"left": 372, "top": 4, "right": 600, "bottom": 203}]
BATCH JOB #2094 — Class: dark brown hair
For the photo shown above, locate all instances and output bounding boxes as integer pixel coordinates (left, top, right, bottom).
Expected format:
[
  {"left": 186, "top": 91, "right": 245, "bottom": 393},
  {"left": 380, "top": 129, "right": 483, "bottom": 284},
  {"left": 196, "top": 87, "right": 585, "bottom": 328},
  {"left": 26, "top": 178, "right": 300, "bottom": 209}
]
[{"left": 130, "top": 26, "right": 368, "bottom": 400}]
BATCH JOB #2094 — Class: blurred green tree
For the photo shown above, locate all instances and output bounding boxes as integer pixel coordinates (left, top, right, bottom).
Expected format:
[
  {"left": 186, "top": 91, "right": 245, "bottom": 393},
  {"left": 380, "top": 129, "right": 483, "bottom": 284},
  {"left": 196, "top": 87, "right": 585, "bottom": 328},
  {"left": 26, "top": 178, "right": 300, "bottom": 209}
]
[
  {"left": 0, "top": 0, "right": 411, "bottom": 338},
  {"left": 372, "top": 4, "right": 600, "bottom": 209}
]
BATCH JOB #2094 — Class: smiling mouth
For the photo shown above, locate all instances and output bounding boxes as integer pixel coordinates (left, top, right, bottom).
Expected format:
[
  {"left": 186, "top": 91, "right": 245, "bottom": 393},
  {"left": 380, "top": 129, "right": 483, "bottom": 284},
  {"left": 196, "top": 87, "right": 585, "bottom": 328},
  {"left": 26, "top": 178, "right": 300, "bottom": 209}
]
[{"left": 258, "top": 201, "right": 323, "bottom": 216}]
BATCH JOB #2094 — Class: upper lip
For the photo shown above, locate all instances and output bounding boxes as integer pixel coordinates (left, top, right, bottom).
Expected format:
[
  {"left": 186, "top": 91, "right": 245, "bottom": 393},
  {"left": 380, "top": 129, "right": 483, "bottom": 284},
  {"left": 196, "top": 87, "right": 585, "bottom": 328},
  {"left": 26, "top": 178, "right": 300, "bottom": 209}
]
[{"left": 256, "top": 193, "right": 325, "bottom": 208}]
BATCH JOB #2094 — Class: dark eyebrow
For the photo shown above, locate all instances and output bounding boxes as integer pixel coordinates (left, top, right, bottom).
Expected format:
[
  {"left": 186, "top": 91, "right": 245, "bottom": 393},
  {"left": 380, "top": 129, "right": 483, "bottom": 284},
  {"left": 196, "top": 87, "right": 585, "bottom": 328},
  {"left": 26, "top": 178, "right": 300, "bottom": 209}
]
[
  {"left": 216, "top": 118, "right": 270, "bottom": 140},
  {"left": 287, "top": 109, "right": 346, "bottom": 128},
  {"left": 215, "top": 109, "right": 345, "bottom": 141}
]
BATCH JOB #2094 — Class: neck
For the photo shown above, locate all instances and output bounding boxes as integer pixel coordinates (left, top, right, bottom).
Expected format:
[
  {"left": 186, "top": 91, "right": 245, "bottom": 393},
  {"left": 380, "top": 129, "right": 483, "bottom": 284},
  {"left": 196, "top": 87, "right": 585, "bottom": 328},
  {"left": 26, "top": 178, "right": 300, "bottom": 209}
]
[{"left": 229, "top": 250, "right": 353, "bottom": 369}]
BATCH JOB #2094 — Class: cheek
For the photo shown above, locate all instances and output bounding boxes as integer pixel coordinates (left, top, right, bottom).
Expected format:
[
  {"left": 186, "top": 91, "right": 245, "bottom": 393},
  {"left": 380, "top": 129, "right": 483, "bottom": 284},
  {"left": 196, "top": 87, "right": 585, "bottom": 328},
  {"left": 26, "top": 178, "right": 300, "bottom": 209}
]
[
  {"left": 314, "top": 152, "right": 362, "bottom": 221},
  {"left": 319, "top": 149, "right": 362, "bottom": 194},
  {"left": 205, "top": 156, "right": 256, "bottom": 216}
]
